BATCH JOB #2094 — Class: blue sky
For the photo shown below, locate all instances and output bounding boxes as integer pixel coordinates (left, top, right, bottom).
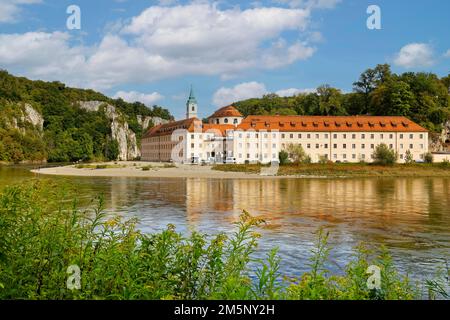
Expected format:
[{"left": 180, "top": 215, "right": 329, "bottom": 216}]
[{"left": 0, "top": 0, "right": 449, "bottom": 119}]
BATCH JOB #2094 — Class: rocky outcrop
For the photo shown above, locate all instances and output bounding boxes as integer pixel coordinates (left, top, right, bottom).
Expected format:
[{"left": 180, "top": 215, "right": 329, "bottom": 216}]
[
  {"left": 23, "top": 104, "right": 44, "bottom": 131},
  {"left": 137, "top": 115, "right": 169, "bottom": 130},
  {"left": 78, "top": 101, "right": 139, "bottom": 161},
  {"left": 429, "top": 120, "right": 450, "bottom": 152}
]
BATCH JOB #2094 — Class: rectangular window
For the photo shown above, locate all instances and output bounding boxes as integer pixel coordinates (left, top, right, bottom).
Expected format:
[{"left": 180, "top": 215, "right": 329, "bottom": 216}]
[
  {"left": 352, "top": 134, "right": 356, "bottom": 139},
  {"left": 343, "top": 144, "right": 347, "bottom": 149},
  {"left": 361, "top": 134, "right": 366, "bottom": 139},
  {"left": 324, "top": 134, "right": 329, "bottom": 139},
  {"left": 290, "top": 134, "right": 294, "bottom": 139},
  {"left": 371, "top": 144, "right": 374, "bottom": 149},
  {"left": 420, "top": 134, "right": 424, "bottom": 139},
  {"left": 316, "top": 144, "right": 320, "bottom": 149},
  {"left": 389, "top": 144, "right": 393, "bottom": 149},
  {"left": 410, "top": 144, "right": 413, "bottom": 149},
  {"left": 307, "top": 134, "right": 311, "bottom": 139},
  {"left": 380, "top": 134, "right": 384, "bottom": 139},
  {"left": 343, "top": 154, "right": 347, "bottom": 159},
  {"left": 410, "top": 134, "right": 414, "bottom": 139},
  {"left": 307, "top": 144, "right": 311, "bottom": 149},
  {"left": 316, "top": 134, "right": 320, "bottom": 139},
  {"left": 343, "top": 134, "right": 347, "bottom": 139},
  {"left": 324, "top": 144, "right": 328, "bottom": 149},
  {"left": 333, "top": 134, "right": 337, "bottom": 139},
  {"left": 282, "top": 134, "right": 285, "bottom": 138},
  {"left": 298, "top": 134, "right": 302, "bottom": 139},
  {"left": 389, "top": 134, "right": 393, "bottom": 139},
  {"left": 352, "top": 144, "right": 356, "bottom": 149},
  {"left": 333, "top": 144, "right": 337, "bottom": 149},
  {"left": 400, "top": 134, "right": 404, "bottom": 139},
  {"left": 361, "top": 144, "right": 365, "bottom": 149},
  {"left": 370, "top": 134, "right": 374, "bottom": 139}
]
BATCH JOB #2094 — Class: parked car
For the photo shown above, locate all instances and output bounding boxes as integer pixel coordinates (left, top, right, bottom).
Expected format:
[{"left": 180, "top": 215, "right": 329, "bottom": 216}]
[{"left": 224, "top": 157, "right": 237, "bottom": 164}]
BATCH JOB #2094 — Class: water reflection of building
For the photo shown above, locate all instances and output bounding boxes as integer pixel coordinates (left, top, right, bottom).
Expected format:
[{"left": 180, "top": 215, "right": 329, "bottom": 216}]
[
  {"left": 102, "top": 176, "right": 450, "bottom": 235},
  {"left": 182, "top": 178, "right": 449, "bottom": 229}
]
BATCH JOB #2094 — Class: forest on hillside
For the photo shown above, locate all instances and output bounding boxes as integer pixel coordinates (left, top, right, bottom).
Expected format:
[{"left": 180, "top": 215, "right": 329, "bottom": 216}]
[
  {"left": 234, "top": 64, "right": 450, "bottom": 133},
  {"left": 0, "top": 70, "right": 172, "bottom": 163}
]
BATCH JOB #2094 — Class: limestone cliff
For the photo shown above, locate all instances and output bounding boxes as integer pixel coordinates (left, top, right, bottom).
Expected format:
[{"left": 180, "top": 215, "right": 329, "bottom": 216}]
[
  {"left": 78, "top": 101, "right": 140, "bottom": 161},
  {"left": 136, "top": 115, "right": 169, "bottom": 131},
  {"left": 430, "top": 120, "right": 450, "bottom": 152}
]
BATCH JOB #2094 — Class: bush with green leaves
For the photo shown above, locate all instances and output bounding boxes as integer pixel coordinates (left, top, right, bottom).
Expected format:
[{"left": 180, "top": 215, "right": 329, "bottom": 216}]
[
  {"left": 278, "top": 150, "right": 290, "bottom": 165},
  {"left": 372, "top": 144, "right": 397, "bottom": 166},
  {"left": 424, "top": 152, "right": 434, "bottom": 164}
]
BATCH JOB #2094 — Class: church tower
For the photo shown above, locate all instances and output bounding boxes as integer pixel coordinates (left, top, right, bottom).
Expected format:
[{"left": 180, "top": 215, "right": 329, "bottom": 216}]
[{"left": 186, "top": 86, "right": 198, "bottom": 119}]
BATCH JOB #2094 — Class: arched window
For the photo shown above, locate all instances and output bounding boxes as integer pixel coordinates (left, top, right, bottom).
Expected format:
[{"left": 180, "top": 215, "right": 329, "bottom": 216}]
[
  {"left": 216, "top": 119, "right": 219, "bottom": 124},
  {"left": 224, "top": 118, "right": 229, "bottom": 124},
  {"left": 233, "top": 118, "right": 238, "bottom": 124}
]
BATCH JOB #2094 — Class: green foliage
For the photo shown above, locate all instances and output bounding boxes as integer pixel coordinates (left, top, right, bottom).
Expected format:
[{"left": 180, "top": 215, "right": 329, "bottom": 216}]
[
  {"left": 424, "top": 152, "right": 434, "bottom": 164},
  {"left": 278, "top": 150, "right": 290, "bottom": 165},
  {"left": 233, "top": 65, "right": 450, "bottom": 133},
  {"left": 404, "top": 150, "right": 414, "bottom": 164},
  {"left": 372, "top": 144, "right": 397, "bottom": 166},
  {"left": 1, "top": 181, "right": 447, "bottom": 300},
  {"left": 0, "top": 70, "right": 172, "bottom": 163},
  {"left": 286, "top": 144, "right": 309, "bottom": 164}
]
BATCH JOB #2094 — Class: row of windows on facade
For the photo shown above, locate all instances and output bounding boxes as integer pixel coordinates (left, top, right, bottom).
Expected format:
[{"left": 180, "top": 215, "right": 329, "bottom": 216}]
[
  {"left": 189, "top": 133, "right": 425, "bottom": 140},
  {"left": 232, "top": 153, "right": 426, "bottom": 160}
]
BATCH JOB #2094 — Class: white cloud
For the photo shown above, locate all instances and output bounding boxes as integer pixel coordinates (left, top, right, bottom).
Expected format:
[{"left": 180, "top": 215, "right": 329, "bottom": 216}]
[
  {"left": 275, "top": 87, "right": 315, "bottom": 96},
  {"left": 113, "top": 90, "right": 164, "bottom": 106},
  {"left": 0, "top": 3, "right": 318, "bottom": 89},
  {"left": 213, "top": 82, "right": 315, "bottom": 106},
  {"left": 444, "top": 49, "right": 450, "bottom": 58},
  {"left": 0, "top": 0, "right": 42, "bottom": 23},
  {"left": 273, "top": 0, "right": 341, "bottom": 9},
  {"left": 213, "top": 82, "right": 268, "bottom": 107},
  {"left": 394, "top": 43, "right": 435, "bottom": 68}
]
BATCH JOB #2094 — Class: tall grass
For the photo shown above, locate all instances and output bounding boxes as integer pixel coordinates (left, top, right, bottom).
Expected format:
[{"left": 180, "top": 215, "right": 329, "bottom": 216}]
[{"left": 0, "top": 181, "right": 448, "bottom": 300}]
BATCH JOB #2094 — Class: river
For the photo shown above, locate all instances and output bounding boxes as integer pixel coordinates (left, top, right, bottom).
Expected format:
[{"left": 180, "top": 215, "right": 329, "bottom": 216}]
[{"left": 1, "top": 165, "right": 449, "bottom": 287}]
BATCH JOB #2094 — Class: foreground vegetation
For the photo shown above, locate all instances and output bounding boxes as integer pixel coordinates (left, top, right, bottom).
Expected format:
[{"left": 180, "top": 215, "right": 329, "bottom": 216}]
[
  {"left": 213, "top": 162, "right": 450, "bottom": 178},
  {"left": 0, "top": 181, "right": 448, "bottom": 300}
]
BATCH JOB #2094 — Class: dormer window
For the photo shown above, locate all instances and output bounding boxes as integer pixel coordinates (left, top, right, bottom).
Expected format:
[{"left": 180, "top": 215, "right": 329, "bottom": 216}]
[{"left": 357, "top": 122, "right": 363, "bottom": 127}]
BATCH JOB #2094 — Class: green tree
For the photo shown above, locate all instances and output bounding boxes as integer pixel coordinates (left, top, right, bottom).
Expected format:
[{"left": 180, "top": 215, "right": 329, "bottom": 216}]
[
  {"left": 278, "top": 150, "right": 290, "bottom": 165},
  {"left": 105, "top": 139, "right": 120, "bottom": 161},
  {"left": 404, "top": 150, "right": 414, "bottom": 164},
  {"left": 372, "top": 144, "right": 397, "bottom": 166},
  {"left": 286, "top": 144, "right": 309, "bottom": 164}
]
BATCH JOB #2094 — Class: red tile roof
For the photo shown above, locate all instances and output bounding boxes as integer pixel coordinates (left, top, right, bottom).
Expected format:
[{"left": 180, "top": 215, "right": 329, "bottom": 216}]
[
  {"left": 236, "top": 116, "right": 428, "bottom": 132},
  {"left": 209, "top": 105, "right": 243, "bottom": 118},
  {"left": 143, "top": 115, "right": 427, "bottom": 138}
]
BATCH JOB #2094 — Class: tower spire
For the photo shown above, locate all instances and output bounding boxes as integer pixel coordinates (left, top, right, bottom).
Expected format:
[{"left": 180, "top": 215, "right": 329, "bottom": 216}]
[{"left": 186, "top": 85, "right": 198, "bottom": 119}]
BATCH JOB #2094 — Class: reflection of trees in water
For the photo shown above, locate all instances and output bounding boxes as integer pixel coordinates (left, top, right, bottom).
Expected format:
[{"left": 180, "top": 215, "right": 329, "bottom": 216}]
[{"left": 426, "top": 178, "right": 450, "bottom": 224}]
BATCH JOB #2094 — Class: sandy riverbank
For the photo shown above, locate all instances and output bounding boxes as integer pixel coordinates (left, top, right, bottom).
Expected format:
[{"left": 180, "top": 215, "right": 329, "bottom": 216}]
[{"left": 30, "top": 161, "right": 280, "bottom": 179}]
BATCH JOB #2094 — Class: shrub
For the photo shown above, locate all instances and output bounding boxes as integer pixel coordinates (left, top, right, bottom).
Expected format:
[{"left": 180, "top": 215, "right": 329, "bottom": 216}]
[
  {"left": 278, "top": 151, "right": 290, "bottom": 165},
  {"left": 372, "top": 144, "right": 397, "bottom": 166},
  {"left": 404, "top": 150, "right": 414, "bottom": 164},
  {"left": 424, "top": 152, "right": 433, "bottom": 164}
]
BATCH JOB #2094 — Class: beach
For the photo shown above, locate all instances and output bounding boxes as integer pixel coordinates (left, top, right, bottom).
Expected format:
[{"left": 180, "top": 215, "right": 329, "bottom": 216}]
[{"left": 30, "top": 161, "right": 274, "bottom": 179}]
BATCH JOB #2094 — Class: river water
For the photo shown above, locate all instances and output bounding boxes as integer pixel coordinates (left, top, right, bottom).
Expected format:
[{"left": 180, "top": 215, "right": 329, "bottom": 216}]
[{"left": 1, "top": 165, "right": 449, "bottom": 287}]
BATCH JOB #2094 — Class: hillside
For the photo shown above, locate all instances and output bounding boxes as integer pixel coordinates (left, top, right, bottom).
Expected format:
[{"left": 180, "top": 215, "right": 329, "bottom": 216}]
[{"left": 0, "top": 70, "right": 173, "bottom": 163}]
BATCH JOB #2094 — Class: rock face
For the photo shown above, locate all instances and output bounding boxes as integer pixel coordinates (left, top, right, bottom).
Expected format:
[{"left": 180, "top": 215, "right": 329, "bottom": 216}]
[
  {"left": 78, "top": 101, "right": 140, "bottom": 161},
  {"left": 137, "top": 115, "right": 169, "bottom": 130},
  {"left": 23, "top": 104, "right": 44, "bottom": 131},
  {"left": 430, "top": 120, "right": 450, "bottom": 152}
]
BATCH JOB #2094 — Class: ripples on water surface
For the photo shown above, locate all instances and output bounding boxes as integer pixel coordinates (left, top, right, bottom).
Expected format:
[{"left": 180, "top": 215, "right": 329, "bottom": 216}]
[{"left": 1, "top": 165, "right": 449, "bottom": 283}]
